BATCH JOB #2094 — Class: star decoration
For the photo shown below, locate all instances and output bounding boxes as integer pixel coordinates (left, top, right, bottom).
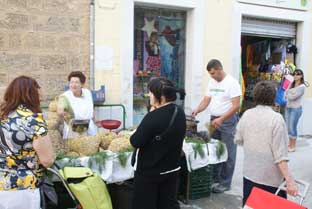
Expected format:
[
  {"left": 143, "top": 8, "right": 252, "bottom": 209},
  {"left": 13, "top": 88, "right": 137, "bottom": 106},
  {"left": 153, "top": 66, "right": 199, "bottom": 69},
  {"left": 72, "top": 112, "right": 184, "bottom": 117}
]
[{"left": 141, "top": 18, "right": 157, "bottom": 39}]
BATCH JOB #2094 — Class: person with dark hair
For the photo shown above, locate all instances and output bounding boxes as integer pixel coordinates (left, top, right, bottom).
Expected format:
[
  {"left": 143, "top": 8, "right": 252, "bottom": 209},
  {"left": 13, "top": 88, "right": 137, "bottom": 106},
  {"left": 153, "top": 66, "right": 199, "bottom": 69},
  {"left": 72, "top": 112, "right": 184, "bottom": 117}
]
[
  {"left": 57, "top": 71, "right": 97, "bottom": 139},
  {"left": 145, "top": 32, "right": 159, "bottom": 56},
  {"left": 192, "top": 59, "right": 241, "bottom": 193},
  {"left": 206, "top": 59, "right": 223, "bottom": 70},
  {"left": 68, "top": 71, "right": 86, "bottom": 84},
  {"left": 0, "top": 76, "right": 55, "bottom": 209},
  {"left": 235, "top": 80, "right": 298, "bottom": 206},
  {"left": 285, "top": 69, "right": 308, "bottom": 152},
  {"left": 130, "top": 77, "right": 186, "bottom": 209}
]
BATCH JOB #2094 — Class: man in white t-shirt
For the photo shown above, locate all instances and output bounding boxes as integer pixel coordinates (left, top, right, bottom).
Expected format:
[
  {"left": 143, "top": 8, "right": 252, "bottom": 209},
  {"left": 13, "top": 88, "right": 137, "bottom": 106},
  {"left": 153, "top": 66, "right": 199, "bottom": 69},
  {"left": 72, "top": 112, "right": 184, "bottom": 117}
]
[{"left": 192, "top": 59, "right": 241, "bottom": 193}]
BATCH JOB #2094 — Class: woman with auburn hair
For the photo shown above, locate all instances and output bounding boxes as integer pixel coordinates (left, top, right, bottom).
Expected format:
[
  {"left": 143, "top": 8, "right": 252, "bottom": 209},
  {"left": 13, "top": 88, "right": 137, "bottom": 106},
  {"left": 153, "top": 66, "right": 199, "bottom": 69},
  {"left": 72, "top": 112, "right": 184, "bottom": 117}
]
[{"left": 0, "top": 76, "right": 55, "bottom": 209}]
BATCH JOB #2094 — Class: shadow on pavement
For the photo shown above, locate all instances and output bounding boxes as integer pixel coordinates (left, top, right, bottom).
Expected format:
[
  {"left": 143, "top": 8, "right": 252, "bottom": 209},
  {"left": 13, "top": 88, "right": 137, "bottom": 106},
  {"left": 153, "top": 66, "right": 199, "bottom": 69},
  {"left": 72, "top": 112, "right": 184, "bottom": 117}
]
[{"left": 180, "top": 193, "right": 242, "bottom": 209}]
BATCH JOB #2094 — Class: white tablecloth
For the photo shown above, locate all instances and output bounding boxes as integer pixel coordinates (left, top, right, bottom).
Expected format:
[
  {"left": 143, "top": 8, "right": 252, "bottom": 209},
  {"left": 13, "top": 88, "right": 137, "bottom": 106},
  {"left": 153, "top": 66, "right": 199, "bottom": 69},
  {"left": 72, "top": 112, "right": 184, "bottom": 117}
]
[
  {"left": 56, "top": 139, "right": 227, "bottom": 183},
  {"left": 182, "top": 139, "right": 228, "bottom": 171}
]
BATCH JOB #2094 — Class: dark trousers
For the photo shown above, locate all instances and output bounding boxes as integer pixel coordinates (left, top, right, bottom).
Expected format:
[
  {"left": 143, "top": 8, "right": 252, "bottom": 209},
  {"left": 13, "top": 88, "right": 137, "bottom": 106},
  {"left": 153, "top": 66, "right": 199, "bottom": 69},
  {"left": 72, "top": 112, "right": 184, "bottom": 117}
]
[
  {"left": 243, "top": 177, "right": 287, "bottom": 206},
  {"left": 132, "top": 171, "right": 180, "bottom": 209},
  {"left": 211, "top": 114, "right": 238, "bottom": 188}
]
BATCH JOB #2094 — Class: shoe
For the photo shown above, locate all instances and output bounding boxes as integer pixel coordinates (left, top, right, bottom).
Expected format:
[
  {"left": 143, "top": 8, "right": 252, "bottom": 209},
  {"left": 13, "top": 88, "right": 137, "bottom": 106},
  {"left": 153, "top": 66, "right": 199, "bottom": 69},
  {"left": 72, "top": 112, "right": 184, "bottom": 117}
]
[
  {"left": 212, "top": 184, "right": 230, "bottom": 193},
  {"left": 288, "top": 147, "right": 296, "bottom": 152},
  {"left": 211, "top": 182, "right": 220, "bottom": 188}
]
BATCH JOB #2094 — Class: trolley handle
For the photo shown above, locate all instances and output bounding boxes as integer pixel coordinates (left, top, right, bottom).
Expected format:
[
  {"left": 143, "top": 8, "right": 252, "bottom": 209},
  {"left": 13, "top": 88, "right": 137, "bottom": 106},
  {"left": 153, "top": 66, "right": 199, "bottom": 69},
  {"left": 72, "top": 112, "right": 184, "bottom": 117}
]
[
  {"left": 51, "top": 162, "right": 61, "bottom": 170},
  {"left": 46, "top": 165, "right": 78, "bottom": 204},
  {"left": 275, "top": 179, "right": 310, "bottom": 205}
]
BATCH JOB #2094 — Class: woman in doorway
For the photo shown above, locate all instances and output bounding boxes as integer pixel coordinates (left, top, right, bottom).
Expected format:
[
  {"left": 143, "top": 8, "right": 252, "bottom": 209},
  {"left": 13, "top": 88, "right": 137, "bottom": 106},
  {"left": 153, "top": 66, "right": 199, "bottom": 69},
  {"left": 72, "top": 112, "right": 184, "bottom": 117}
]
[
  {"left": 285, "top": 69, "right": 308, "bottom": 152},
  {"left": 57, "top": 71, "right": 97, "bottom": 139},
  {"left": 130, "top": 77, "right": 186, "bottom": 209},
  {"left": 0, "top": 76, "right": 55, "bottom": 209}
]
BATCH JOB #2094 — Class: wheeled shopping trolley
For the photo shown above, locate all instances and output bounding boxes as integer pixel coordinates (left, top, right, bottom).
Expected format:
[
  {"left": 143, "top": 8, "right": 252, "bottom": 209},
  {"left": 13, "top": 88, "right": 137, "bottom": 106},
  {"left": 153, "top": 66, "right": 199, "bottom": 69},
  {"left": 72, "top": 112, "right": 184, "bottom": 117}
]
[{"left": 47, "top": 166, "right": 83, "bottom": 209}]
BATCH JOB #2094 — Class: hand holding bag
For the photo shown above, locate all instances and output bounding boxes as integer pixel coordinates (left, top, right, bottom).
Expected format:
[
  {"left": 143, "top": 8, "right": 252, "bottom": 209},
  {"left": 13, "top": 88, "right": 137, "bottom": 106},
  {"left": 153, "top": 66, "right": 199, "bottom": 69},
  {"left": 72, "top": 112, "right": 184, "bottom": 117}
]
[{"left": 244, "top": 179, "right": 309, "bottom": 209}]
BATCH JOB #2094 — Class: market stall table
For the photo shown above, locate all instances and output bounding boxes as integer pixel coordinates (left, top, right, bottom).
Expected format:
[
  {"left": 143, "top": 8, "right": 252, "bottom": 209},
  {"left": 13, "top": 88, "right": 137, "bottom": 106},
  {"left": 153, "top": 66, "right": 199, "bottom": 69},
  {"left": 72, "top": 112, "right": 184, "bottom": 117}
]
[{"left": 56, "top": 139, "right": 227, "bottom": 184}]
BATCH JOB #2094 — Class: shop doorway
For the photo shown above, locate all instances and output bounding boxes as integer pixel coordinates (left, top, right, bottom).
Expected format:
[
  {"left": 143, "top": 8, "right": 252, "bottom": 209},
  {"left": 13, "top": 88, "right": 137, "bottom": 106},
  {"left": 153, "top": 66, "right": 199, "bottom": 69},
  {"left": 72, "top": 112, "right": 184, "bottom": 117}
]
[
  {"left": 240, "top": 17, "right": 297, "bottom": 113},
  {"left": 241, "top": 36, "right": 295, "bottom": 112},
  {"left": 133, "top": 7, "right": 187, "bottom": 125}
]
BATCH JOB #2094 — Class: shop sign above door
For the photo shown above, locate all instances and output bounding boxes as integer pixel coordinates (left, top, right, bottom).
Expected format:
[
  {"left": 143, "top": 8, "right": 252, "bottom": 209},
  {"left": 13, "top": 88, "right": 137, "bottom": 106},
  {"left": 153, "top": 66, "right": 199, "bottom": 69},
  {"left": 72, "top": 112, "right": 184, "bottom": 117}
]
[{"left": 237, "top": 0, "right": 309, "bottom": 11}]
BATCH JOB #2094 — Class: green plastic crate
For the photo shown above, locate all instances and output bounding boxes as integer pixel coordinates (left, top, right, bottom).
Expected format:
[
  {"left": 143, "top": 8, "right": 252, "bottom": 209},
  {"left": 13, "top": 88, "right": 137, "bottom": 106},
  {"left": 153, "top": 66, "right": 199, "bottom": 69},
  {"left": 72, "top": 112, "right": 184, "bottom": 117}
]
[{"left": 179, "top": 164, "right": 214, "bottom": 202}]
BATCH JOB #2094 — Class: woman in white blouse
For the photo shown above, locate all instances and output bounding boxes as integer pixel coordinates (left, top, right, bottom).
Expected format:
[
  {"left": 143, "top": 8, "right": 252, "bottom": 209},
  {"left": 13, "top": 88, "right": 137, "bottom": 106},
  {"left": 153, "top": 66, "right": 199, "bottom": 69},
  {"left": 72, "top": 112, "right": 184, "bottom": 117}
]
[{"left": 57, "top": 71, "right": 97, "bottom": 139}]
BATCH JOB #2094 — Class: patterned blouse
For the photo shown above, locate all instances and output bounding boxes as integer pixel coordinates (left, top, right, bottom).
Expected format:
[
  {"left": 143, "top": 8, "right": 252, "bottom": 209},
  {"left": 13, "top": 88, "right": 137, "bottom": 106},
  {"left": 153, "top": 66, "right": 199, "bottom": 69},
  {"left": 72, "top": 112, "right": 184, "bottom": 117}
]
[{"left": 0, "top": 104, "right": 48, "bottom": 190}]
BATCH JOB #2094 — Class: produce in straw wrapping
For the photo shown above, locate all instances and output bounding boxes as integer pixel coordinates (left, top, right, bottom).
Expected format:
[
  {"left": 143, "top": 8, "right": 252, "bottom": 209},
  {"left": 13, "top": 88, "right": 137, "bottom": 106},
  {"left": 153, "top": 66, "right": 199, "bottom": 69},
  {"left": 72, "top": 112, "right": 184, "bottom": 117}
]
[
  {"left": 205, "top": 122, "right": 215, "bottom": 139},
  {"left": 57, "top": 96, "right": 74, "bottom": 122},
  {"left": 98, "top": 131, "right": 118, "bottom": 149},
  {"left": 108, "top": 136, "right": 133, "bottom": 152},
  {"left": 46, "top": 118, "right": 60, "bottom": 130},
  {"left": 117, "top": 130, "right": 133, "bottom": 138},
  {"left": 185, "top": 136, "right": 208, "bottom": 159},
  {"left": 65, "top": 151, "right": 80, "bottom": 158},
  {"left": 48, "top": 100, "right": 58, "bottom": 112},
  {"left": 48, "top": 130, "right": 68, "bottom": 155},
  {"left": 46, "top": 111, "right": 61, "bottom": 130},
  {"left": 68, "top": 135, "right": 101, "bottom": 156},
  {"left": 47, "top": 111, "right": 61, "bottom": 122}
]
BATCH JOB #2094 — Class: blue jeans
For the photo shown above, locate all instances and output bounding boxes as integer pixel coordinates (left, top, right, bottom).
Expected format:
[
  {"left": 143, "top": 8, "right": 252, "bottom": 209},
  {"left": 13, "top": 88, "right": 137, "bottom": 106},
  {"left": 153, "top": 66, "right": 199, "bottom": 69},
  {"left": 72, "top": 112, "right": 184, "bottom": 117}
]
[{"left": 285, "top": 107, "right": 302, "bottom": 139}]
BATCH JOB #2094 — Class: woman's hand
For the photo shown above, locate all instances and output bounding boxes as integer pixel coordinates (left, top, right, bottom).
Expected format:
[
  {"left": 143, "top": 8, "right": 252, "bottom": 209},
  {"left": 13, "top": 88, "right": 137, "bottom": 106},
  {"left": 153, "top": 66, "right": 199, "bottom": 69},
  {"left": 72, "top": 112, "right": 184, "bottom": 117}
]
[
  {"left": 58, "top": 110, "right": 71, "bottom": 121},
  {"left": 63, "top": 111, "right": 71, "bottom": 120},
  {"left": 277, "top": 161, "right": 298, "bottom": 197},
  {"left": 286, "top": 178, "right": 298, "bottom": 196}
]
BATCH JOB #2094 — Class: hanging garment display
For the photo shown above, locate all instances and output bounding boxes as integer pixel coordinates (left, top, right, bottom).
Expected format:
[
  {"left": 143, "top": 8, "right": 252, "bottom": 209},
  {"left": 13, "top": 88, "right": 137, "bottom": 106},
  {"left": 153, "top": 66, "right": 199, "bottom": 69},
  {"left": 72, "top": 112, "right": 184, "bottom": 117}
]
[
  {"left": 133, "top": 8, "right": 186, "bottom": 125},
  {"left": 159, "top": 17, "right": 185, "bottom": 86}
]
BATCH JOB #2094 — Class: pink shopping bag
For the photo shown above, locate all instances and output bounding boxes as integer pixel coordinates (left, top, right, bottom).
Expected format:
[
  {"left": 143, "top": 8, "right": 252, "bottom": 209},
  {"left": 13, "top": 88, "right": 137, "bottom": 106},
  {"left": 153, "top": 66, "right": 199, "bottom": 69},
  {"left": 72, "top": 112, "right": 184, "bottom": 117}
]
[{"left": 282, "top": 74, "right": 294, "bottom": 90}]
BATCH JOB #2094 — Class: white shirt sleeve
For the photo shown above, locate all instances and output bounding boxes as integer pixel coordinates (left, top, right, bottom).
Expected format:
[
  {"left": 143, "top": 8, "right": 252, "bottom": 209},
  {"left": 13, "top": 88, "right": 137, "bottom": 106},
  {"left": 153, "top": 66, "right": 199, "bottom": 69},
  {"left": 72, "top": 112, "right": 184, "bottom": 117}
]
[{"left": 229, "top": 79, "right": 242, "bottom": 98}]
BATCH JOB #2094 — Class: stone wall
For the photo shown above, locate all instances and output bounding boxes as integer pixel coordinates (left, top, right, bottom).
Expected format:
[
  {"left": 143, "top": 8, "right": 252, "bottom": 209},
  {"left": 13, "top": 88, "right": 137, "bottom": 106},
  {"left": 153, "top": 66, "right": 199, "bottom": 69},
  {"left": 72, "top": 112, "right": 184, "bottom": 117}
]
[{"left": 0, "top": 0, "right": 90, "bottom": 104}]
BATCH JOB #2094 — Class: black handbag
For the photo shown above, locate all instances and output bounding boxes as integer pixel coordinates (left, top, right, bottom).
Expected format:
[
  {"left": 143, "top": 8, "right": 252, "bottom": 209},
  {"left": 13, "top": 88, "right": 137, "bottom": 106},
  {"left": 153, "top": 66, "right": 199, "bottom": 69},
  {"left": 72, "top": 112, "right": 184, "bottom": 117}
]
[
  {"left": 131, "top": 105, "right": 178, "bottom": 166},
  {"left": 39, "top": 177, "right": 58, "bottom": 209},
  {"left": 0, "top": 126, "right": 58, "bottom": 208}
]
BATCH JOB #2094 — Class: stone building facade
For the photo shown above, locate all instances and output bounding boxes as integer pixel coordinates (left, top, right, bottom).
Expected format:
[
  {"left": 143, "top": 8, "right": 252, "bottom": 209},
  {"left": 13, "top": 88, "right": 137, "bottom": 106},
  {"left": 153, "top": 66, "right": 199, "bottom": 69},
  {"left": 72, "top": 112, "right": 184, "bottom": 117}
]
[{"left": 0, "top": 0, "right": 90, "bottom": 103}]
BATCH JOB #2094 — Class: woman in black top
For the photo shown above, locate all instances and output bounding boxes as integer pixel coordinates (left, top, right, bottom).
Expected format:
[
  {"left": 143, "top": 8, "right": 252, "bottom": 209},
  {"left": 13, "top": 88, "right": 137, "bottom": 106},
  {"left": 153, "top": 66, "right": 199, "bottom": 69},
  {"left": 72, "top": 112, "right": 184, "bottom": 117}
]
[{"left": 130, "top": 77, "right": 186, "bottom": 209}]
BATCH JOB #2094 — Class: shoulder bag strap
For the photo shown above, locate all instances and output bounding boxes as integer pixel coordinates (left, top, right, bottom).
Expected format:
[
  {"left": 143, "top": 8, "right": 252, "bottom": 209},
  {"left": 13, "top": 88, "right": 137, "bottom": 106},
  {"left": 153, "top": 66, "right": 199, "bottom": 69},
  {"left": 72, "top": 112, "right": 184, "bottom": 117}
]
[
  {"left": 154, "top": 105, "right": 178, "bottom": 141},
  {"left": 131, "top": 105, "right": 179, "bottom": 166}
]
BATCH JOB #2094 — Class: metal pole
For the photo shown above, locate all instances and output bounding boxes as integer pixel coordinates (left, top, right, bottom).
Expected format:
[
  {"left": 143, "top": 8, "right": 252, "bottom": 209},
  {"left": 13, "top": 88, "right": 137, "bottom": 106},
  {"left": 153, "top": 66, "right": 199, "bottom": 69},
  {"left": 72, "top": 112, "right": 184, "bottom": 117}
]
[{"left": 90, "top": 0, "right": 95, "bottom": 90}]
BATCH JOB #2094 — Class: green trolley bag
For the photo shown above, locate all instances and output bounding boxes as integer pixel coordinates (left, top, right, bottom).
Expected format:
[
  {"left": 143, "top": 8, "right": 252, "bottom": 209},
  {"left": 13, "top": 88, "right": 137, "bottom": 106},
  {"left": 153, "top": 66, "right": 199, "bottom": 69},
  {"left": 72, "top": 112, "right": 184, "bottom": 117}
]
[{"left": 60, "top": 167, "right": 112, "bottom": 209}]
